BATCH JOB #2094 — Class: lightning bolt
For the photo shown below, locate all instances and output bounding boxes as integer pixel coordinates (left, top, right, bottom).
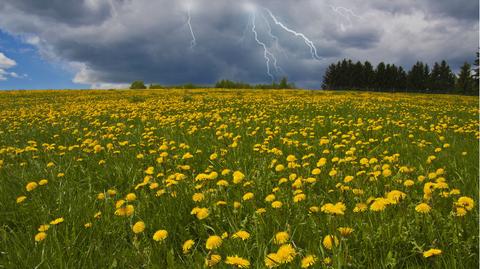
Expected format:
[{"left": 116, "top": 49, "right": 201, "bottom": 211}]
[
  {"left": 264, "top": 8, "right": 321, "bottom": 60},
  {"left": 186, "top": 9, "right": 196, "bottom": 49},
  {"left": 261, "top": 12, "right": 289, "bottom": 71},
  {"left": 330, "top": 5, "right": 361, "bottom": 32},
  {"left": 251, "top": 13, "right": 274, "bottom": 82}
]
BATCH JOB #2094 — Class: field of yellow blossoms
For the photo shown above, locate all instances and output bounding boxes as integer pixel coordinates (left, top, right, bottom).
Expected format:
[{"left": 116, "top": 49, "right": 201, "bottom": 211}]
[{"left": 0, "top": 89, "right": 478, "bottom": 268}]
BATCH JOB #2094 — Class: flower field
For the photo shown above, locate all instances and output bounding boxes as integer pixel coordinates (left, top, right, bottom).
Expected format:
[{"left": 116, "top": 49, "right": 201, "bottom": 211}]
[{"left": 0, "top": 89, "right": 478, "bottom": 268}]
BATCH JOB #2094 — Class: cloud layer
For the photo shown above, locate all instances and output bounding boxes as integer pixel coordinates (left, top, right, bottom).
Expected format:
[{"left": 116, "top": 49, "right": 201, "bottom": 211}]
[
  {"left": 0, "top": 0, "right": 477, "bottom": 88},
  {"left": 0, "top": 52, "right": 18, "bottom": 80}
]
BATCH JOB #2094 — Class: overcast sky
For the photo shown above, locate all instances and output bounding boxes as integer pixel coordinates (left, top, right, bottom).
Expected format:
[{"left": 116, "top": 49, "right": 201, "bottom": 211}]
[{"left": 0, "top": 0, "right": 478, "bottom": 89}]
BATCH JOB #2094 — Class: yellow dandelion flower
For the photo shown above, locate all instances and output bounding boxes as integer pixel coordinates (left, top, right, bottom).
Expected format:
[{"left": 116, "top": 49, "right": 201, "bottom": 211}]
[
  {"left": 132, "top": 221, "right": 145, "bottom": 234},
  {"left": 205, "top": 254, "right": 222, "bottom": 267},
  {"left": 16, "top": 196, "right": 27, "bottom": 204},
  {"left": 415, "top": 203, "right": 431, "bottom": 214},
  {"left": 423, "top": 248, "right": 442, "bottom": 258},
  {"left": 322, "top": 235, "right": 339, "bottom": 250},
  {"left": 34, "top": 232, "right": 47, "bottom": 242},
  {"left": 50, "top": 217, "right": 64, "bottom": 225},
  {"left": 301, "top": 255, "right": 317, "bottom": 268},
  {"left": 271, "top": 201, "right": 283, "bottom": 208},
  {"left": 182, "top": 239, "right": 195, "bottom": 254},
  {"left": 276, "top": 244, "right": 296, "bottom": 263},
  {"left": 153, "top": 229, "right": 168, "bottom": 241},
  {"left": 205, "top": 235, "right": 222, "bottom": 250},
  {"left": 26, "top": 182, "right": 38, "bottom": 192},
  {"left": 225, "top": 255, "right": 250, "bottom": 268},
  {"left": 232, "top": 230, "right": 250, "bottom": 240}
]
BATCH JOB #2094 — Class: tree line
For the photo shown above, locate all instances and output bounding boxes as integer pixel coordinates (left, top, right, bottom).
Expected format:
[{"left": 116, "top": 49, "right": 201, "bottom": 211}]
[
  {"left": 322, "top": 54, "right": 479, "bottom": 95},
  {"left": 130, "top": 77, "right": 295, "bottom": 90},
  {"left": 130, "top": 53, "right": 478, "bottom": 95}
]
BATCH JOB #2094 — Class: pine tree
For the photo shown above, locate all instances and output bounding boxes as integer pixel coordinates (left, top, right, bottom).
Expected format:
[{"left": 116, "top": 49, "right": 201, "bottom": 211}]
[
  {"left": 375, "top": 62, "right": 387, "bottom": 91},
  {"left": 407, "top": 62, "right": 429, "bottom": 92},
  {"left": 363, "top": 61, "right": 375, "bottom": 91},
  {"left": 456, "top": 62, "right": 475, "bottom": 95}
]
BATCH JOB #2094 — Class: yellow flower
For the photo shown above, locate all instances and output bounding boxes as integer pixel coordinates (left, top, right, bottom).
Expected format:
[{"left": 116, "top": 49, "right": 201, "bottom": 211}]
[
  {"left": 242, "top": 192, "right": 254, "bottom": 201},
  {"left": 271, "top": 201, "right": 283, "bottom": 208},
  {"left": 293, "top": 193, "right": 306, "bottom": 203},
  {"left": 232, "top": 230, "right": 250, "bottom": 240},
  {"left": 16, "top": 196, "right": 27, "bottom": 204},
  {"left": 34, "top": 232, "right": 47, "bottom": 242},
  {"left": 97, "top": 192, "right": 105, "bottom": 200},
  {"left": 455, "top": 207, "right": 467, "bottom": 217},
  {"left": 84, "top": 222, "right": 92, "bottom": 228},
  {"left": 265, "top": 194, "right": 276, "bottom": 202},
  {"left": 321, "top": 202, "right": 346, "bottom": 215},
  {"left": 311, "top": 168, "right": 321, "bottom": 175},
  {"left": 322, "top": 235, "right": 339, "bottom": 250},
  {"left": 456, "top": 196, "right": 474, "bottom": 211},
  {"left": 38, "top": 179, "right": 48, "bottom": 185},
  {"left": 115, "top": 204, "right": 134, "bottom": 217},
  {"left": 386, "top": 190, "right": 406, "bottom": 204},
  {"left": 415, "top": 203, "right": 431, "bottom": 214},
  {"left": 38, "top": 224, "right": 50, "bottom": 232},
  {"left": 275, "top": 164, "right": 285, "bottom": 172},
  {"left": 125, "top": 193, "right": 137, "bottom": 201},
  {"left": 370, "top": 198, "right": 390, "bottom": 212},
  {"left": 192, "top": 193, "right": 204, "bottom": 202},
  {"left": 274, "top": 231, "right": 289, "bottom": 244},
  {"left": 205, "top": 254, "right": 222, "bottom": 267},
  {"left": 132, "top": 221, "right": 145, "bottom": 234},
  {"left": 403, "top": 180, "right": 415, "bottom": 187},
  {"left": 276, "top": 244, "right": 296, "bottom": 263},
  {"left": 182, "top": 239, "right": 195, "bottom": 254},
  {"left": 286, "top": 155, "right": 297, "bottom": 162},
  {"left": 50, "top": 217, "right": 64, "bottom": 225},
  {"left": 353, "top": 203, "right": 367, "bottom": 213},
  {"left": 423, "top": 248, "right": 442, "bottom": 258},
  {"left": 265, "top": 253, "right": 280, "bottom": 268},
  {"left": 153, "top": 229, "right": 168, "bottom": 241},
  {"left": 205, "top": 235, "right": 222, "bottom": 250},
  {"left": 301, "top": 255, "right": 317, "bottom": 268},
  {"left": 233, "top": 171, "right": 245, "bottom": 184},
  {"left": 225, "top": 255, "right": 250, "bottom": 268},
  {"left": 338, "top": 227, "right": 354, "bottom": 236},
  {"left": 195, "top": 207, "right": 209, "bottom": 220},
  {"left": 26, "top": 182, "right": 38, "bottom": 192}
]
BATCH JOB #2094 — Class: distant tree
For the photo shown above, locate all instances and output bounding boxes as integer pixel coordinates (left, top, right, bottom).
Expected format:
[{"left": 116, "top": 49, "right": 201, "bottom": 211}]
[
  {"left": 473, "top": 51, "right": 479, "bottom": 90},
  {"left": 407, "top": 62, "right": 430, "bottom": 92},
  {"left": 363, "top": 61, "right": 375, "bottom": 90},
  {"left": 130, "top": 80, "right": 146, "bottom": 89},
  {"left": 322, "top": 63, "right": 336, "bottom": 89},
  {"left": 456, "top": 62, "right": 475, "bottom": 95},
  {"left": 375, "top": 62, "right": 387, "bottom": 91},
  {"left": 429, "top": 60, "right": 455, "bottom": 93},
  {"left": 279, "top": 77, "right": 288, "bottom": 89},
  {"left": 149, "top": 83, "right": 163, "bottom": 89}
]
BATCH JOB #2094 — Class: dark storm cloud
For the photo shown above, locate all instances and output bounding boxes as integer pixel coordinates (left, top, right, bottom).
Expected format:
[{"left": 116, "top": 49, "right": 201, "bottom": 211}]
[{"left": 0, "top": 0, "right": 477, "bottom": 88}]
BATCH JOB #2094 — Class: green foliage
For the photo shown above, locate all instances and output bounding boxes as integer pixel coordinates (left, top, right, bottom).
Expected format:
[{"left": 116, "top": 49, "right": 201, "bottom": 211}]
[
  {"left": 149, "top": 84, "right": 163, "bottom": 89},
  {"left": 455, "top": 62, "right": 476, "bottom": 95},
  {"left": 130, "top": 80, "right": 146, "bottom": 89},
  {"left": 215, "top": 77, "right": 295, "bottom": 89},
  {"left": 323, "top": 57, "right": 477, "bottom": 95}
]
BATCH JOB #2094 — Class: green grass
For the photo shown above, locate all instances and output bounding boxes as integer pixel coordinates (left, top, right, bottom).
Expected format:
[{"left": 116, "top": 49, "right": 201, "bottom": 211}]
[{"left": 0, "top": 89, "right": 478, "bottom": 268}]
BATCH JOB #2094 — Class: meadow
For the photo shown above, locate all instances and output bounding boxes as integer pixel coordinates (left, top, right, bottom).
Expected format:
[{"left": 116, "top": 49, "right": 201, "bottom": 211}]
[{"left": 0, "top": 89, "right": 478, "bottom": 268}]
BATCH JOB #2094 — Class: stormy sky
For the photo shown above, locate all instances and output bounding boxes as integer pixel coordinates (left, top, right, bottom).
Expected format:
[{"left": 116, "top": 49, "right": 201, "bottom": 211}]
[{"left": 0, "top": 0, "right": 478, "bottom": 89}]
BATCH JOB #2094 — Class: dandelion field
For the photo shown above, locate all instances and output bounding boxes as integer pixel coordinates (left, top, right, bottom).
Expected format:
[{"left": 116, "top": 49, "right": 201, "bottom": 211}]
[{"left": 0, "top": 89, "right": 478, "bottom": 268}]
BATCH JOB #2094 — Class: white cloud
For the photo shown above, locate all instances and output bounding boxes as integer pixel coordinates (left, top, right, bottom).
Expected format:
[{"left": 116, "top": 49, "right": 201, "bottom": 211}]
[
  {"left": 0, "top": 52, "right": 16, "bottom": 69},
  {"left": 0, "top": 52, "right": 19, "bottom": 81}
]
